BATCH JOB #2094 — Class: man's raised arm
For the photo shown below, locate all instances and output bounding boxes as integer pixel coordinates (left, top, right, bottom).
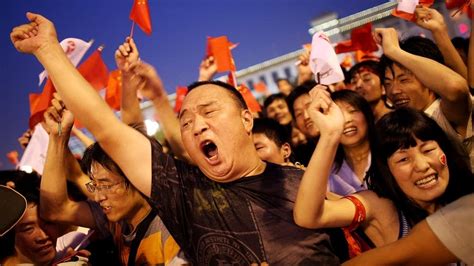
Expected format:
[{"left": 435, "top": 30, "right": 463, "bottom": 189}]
[{"left": 11, "top": 12, "right": 152, "bottom": 196}]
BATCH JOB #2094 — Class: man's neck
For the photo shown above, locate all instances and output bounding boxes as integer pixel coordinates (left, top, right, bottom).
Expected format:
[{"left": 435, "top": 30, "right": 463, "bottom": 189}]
[{"left": 127, "top": 199, "right": 152, "bottom": 232}]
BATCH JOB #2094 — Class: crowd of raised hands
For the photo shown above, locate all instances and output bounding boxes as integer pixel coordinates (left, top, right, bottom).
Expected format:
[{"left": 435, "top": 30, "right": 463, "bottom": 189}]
[{"left": 2, "top": 5, "right": 474, "bottom": 265}]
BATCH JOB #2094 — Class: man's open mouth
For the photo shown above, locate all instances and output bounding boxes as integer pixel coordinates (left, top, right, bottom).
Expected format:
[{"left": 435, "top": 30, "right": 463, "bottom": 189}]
[{"left": 200, "top": 140, "right": 218, "bottom": 160}]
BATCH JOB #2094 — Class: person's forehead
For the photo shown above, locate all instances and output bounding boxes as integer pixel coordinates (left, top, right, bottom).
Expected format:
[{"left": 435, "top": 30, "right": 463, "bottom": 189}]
[
  {"left": 183, "top": 85, "right": 234, "bottom": 108},
  {"left": 90, "top": 163, "right": 119, "bottom": 182},
  {"left": 269, "top": 98, "right": 286, "bottom": 107},
  {"left": 294, "top": 94, "right": 311, "bottom": 107},
  {"left": 18, "top": 204, "right": 38, "bottom": 225}
]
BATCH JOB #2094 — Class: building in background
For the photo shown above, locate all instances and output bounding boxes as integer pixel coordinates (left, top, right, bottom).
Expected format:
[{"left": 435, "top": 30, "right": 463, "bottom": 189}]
[{"left": 70, "top": 0, "right": 471, "bottom": 154}]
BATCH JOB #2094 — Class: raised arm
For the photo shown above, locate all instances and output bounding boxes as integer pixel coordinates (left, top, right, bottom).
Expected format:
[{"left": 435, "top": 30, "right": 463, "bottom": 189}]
[
  {"left": 375, "top": 27, "right": 471, "bottom": 136},
  {"left": 11, "top": 12, "right": 152, "bottom": 196},
  {"left": 40, "top": 98, "right": 95, "bottom": 228},
  {"left": 198, "top": 56, "right": 218, "bottom": 81},
  {"left": 415, "top": 6, "right": 467, "bottom": 79},
  {"left": 128, "top": 61, "right": 193, "bottom": 162},
  {"left": 115, "top": 37, "right": 144, "bottom": 125},
  {"left": 294, "top": 87, "right": 358, "bottom": 228},
  {"left": 342, "top": 220, "right": 458, "bottom": 266}
]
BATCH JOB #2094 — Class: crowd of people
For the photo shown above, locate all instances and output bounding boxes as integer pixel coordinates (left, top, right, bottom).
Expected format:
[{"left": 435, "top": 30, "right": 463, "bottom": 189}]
[{"left": 1, "top": 3, "right": 474, "bottom": 265}]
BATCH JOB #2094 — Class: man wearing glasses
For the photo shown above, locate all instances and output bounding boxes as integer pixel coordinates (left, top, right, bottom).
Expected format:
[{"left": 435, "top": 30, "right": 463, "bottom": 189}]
[{"left": 39, "top": 103, "right": 186, "bottom": 265}]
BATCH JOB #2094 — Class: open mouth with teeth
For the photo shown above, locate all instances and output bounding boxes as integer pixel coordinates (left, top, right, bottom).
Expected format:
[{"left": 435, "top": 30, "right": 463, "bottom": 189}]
[
  {"left": 200, "top": 140, "right": 219, "bottom": 162},
  {"left": 394, "top": 98, "right": 410, "bottom": 107},
  {"left": 414, "top": 174, "right": 438, "bottom": 189},
  {"left": 343, "top": 126, "right": 357, "bottom": 136}
]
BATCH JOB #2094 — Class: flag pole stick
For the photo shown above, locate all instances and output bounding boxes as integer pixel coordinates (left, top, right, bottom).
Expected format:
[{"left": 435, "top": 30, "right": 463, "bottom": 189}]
[{"left": 130, "top": 22, "right": 135, "bottom": 38}]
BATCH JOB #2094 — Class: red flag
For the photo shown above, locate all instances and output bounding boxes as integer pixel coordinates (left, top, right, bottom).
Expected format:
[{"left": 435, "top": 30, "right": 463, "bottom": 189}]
[
  {"left": 446, "top": 0, "right": 468, "bottom": 9},
  {"left": 392, "top": 0, "right": 434, "bottom": 21},
  {"left": 28, "top": 80, "right": 55, "bottom": 129},
  {"left": 207, "top": 36, "right": 237, "bottom": 72},
  {"left": 77, "top": 48, "right": 109, "bottom": 91},
  {"left": 446, "top": 0, "right": 472, "bottom": 18},
  {"left": 174, "top": 86, "right": 188, "bottom": 113},
  {"left": 28, "top": 48, "right": 110, "bottom": 129},
  {"left": 105, "top": 70, "right": 122, "bottom": 111},
  {"left": 129, "top": 0, "right": 152, "bottom": 35},
  {"left": 237, "top": 84, "right": 261, "bottom": 113},
  {"left": 335, "top": 23, "right": 378, "bottom": 54}
]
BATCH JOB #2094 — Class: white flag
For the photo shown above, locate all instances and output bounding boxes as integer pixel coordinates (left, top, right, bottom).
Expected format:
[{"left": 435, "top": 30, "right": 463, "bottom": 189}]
[
  {"left": 38, "top": 38, "right": 94, "bottom": 85},
  {"left": 309, "top": 32, "right": 345, "bottom": 85},
  {"left": 18, "top": 124, "right": 50, "bottom": 175},
  {"left": 396, "top": 0, "right": 419, "bottom": 14}
]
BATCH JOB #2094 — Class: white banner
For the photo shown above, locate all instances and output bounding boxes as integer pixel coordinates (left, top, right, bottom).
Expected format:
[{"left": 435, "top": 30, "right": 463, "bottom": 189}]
[
  {"left": 309, "top": 32, "right": 345, "bottom": 85},
  {"left": 18, "top": 124, "right": 49, "bottom": 175}
]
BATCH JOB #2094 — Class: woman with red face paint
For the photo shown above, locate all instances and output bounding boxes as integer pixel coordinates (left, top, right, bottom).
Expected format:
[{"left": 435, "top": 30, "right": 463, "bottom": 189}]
[{"left": 294, "top": 87, "right": 474, "bottom": 260}]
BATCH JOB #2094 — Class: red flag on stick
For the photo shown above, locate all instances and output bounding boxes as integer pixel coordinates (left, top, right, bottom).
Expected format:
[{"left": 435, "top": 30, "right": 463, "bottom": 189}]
[
  {"left": 130, "top": 0, "right": 152, "bottom": 35},
  {"left": 207, "top": 36, "right": 237, "bottom": 72},
  {"left": 174, "top": 86, "right": 188, "bottom": 113}
]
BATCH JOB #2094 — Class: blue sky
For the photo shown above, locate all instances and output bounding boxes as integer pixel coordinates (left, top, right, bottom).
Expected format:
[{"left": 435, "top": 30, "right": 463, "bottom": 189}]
[{"left": 1, "top": 0, "right": 386, "bottom": 169}]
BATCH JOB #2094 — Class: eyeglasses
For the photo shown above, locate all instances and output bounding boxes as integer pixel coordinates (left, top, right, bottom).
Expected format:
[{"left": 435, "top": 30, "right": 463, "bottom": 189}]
[{"left": 85, "top": 180, "right": 124, "bottom": 194}]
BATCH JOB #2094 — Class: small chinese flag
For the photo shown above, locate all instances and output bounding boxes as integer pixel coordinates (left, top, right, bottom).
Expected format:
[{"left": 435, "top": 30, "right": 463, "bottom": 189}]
[
  {"left": 335, "top": 23, "right": 378, "bottom": 54},
  {"left": 130, "top": 0, "right": 152, "bottom": 35},
  {"left": 105, "top": 70, "right": 122, "bottom": 111},
  {"left": 174, "top": 86, "right": 188, "bottom": 113},
  {"left": 28, "top": 79, "right": 55, "bottom": 129},
  {"left": 392, "top": 0, "right": 434, "bottom": 22},
  {"left": 207, "top": 36, "right": 237, "bottom": 72},
  {"left": 237, "top": 84, "right": 261, "bottom": 113}
]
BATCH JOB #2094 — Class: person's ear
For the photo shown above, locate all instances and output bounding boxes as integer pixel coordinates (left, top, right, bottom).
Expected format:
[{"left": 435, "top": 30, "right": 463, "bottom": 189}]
[
  {"left": 281, "top": 143, "right": 292, "bottom": 162},
  {"left": 241, "top": 109, "right": 254, "bottom": 134}
]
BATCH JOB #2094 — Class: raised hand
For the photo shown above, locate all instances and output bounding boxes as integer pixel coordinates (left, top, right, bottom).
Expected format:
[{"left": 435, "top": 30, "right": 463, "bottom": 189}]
[
  {"left": 198, "top": 56, "right": 218, "bottom": 81},
  {"left": 307, "top": 86, "right": 344, "bottom": 138},
  {"left": 43, "top": 93, "right": 74, "bottom": 136},
  {"left": 415, "top": 7, "right": 447, "bottom": 33},
  {"left": 373, "top": 28, "right": 401, "bottom": 59},
  {"left": 115, "top": 37, "right": 140, "bottom": 73},
  {"left": 10, "top": 12, "right": 58, "bottom": 55},
  {"left": 127, "top": 61, "right": 165, "bottom": 101}
]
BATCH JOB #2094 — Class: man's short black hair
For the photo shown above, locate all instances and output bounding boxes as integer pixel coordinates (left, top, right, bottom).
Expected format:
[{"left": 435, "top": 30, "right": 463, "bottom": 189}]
[
  {"left": 187, "top": 80, "right": 248, "bottom": 110},
  {"left": 263, "top": 93, "right": 287, "bottom": 110},
  {"left": 348, "top": 60, "right": 381, "bottom": 81},
  {"left": 379, "top": 36, "right": 444, "bottom": 85},
  {"left": 286, "top": 80, "right": 316, "bottom": 118},
  {"left": 252, "top": 118, "right": 290, "bottom": 148},
  {"left": 81, "top": 142, "right": 130, "bottom": 189}
]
